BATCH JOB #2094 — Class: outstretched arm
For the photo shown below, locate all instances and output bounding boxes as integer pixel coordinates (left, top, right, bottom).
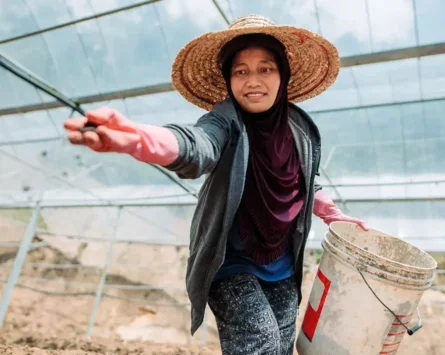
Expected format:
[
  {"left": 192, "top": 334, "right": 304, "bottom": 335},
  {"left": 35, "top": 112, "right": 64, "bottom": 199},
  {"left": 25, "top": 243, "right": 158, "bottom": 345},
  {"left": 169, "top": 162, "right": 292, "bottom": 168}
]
[
  {"left": 64, "top": 107, "right": 179, "bottom": 166},
  {"left": 64, "top": 106, "right": 231, "bottom": 179}
]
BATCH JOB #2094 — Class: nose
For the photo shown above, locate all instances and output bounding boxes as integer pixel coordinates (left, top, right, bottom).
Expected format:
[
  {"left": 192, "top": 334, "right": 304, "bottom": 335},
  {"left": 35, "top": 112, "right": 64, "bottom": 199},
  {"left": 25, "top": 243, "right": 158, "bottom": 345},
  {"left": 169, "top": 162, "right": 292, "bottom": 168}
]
[{"left": 246, "top": 73, "right": 261, "bottom": 88}]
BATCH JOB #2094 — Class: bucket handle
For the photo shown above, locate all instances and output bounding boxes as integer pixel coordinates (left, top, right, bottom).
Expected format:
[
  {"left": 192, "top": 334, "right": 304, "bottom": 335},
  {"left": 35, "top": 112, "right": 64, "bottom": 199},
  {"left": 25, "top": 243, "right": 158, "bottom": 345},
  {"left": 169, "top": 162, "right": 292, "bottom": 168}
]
[{"left": 357, "top": 265, "right": 423, "bottom": 336}]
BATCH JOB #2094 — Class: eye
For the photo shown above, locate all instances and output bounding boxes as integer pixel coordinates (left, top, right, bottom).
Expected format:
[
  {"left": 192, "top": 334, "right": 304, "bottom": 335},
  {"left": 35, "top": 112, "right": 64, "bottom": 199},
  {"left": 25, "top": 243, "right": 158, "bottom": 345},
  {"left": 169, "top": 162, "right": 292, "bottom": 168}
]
[
  {"left": 260, "top": 67, "right": 273, "bottom": 74},
  {"left": 233, "top": 69, "right": 247, "bottom": 76}
]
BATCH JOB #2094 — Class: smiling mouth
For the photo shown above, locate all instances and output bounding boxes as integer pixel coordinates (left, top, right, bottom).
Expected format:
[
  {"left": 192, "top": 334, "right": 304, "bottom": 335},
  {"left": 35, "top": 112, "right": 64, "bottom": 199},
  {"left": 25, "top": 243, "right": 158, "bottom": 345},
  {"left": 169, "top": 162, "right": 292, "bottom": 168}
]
[{"left": 245, "top": 93, "right": 266, "bottom": 98}]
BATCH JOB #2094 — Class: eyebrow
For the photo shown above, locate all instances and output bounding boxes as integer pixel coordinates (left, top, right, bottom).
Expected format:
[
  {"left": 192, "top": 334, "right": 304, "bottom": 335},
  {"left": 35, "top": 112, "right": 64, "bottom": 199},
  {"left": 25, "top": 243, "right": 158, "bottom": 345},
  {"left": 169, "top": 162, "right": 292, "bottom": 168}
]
[{"left": 232, "top": 59, "right": 276, "bottom": 67}]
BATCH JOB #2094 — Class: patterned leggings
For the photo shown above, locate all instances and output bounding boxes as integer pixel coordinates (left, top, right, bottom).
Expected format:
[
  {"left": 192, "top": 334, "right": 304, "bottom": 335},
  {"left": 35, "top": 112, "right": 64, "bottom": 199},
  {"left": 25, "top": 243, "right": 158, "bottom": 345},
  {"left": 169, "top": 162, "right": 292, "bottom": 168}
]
[{"left": 208, "top": 273, "right": 298, "bottom": 355}]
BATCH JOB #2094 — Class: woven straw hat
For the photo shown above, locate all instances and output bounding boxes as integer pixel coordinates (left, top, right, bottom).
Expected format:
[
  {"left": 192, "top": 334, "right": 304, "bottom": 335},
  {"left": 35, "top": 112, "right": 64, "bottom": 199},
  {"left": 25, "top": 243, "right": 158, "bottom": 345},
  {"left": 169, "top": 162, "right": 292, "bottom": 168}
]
[{"left": 171, "top": 14, "right": 340, "bottom": 111}]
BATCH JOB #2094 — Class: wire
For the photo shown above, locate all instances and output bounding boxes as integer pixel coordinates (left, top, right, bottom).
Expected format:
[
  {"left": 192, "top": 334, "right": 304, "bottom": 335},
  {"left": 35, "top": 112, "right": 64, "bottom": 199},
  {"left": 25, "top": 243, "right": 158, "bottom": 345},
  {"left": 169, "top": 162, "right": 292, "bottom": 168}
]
[
  {"left": 0, "top": 241, "right": 49, "bottom": 248},
  {"left": 23, "top": 263, "right": 94, "bottom": 270},
  {"left": 5, "top": 282, "right": 189, "bottom": 307},
  {"left": 212, "top": 0, "right": 230, "bottom": 25},
  {"left": 0, "top": 276, "right": 187, "bottom": 293},
  {"left": 357, "top": 267, "right": 409, "bottom": 329},
  {"left": 22, "top": 261, "right": 181, "bottom": 271},
  {"left": 322, "top": 178, "right": 445, "bottom": 188},
  {"left": 37, "top": 229, "right": 188, "bottom": 247},
  {"left": 101, "top": 192, "right": 196, "bottom": 201},
  {"left": 0, "top": 148, "right": 192, "bottom": 240},
  {"left": 357, "top": 267, "right": 421, "bottom": 335}
]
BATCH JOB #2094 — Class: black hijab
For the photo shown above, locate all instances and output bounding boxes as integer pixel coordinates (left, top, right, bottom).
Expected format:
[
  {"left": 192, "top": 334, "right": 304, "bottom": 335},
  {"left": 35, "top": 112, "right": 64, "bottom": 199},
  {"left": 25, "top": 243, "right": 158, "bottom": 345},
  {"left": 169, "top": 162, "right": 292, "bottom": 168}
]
[{"left": 219, "top": 34, "right": 305, "bottom": 264}]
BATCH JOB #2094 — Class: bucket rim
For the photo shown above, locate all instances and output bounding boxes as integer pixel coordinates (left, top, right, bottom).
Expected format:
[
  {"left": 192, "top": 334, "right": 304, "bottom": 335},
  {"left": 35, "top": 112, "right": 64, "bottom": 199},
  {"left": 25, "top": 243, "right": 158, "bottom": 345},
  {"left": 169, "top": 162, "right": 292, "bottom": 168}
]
[
  {"left": 322, "top": 238, "right": 435, "bottom": 291},
  {"left": 328, "top": 222, "right": 438, "bottom": 272},
  {"left": 325, "top": 231, "right": 437, "bottom": 275},
  {"left": 325, "top": 231, "right": 433, "bottom": 277}
]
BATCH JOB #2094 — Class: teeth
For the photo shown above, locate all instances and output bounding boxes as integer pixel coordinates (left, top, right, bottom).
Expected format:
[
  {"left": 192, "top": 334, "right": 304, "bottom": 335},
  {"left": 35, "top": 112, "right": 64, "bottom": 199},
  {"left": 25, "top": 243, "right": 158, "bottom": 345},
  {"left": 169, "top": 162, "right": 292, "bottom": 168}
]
[{"left": 247, "top": 93, "right": 264, "bottom": 97}]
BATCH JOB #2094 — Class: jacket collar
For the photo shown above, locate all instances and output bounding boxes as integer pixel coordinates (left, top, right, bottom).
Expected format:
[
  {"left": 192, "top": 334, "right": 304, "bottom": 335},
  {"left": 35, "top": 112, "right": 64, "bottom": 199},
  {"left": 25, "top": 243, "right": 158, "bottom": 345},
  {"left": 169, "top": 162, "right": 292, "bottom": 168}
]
[{"left": 213, "top": 98, "right": 320, "bottom": 146}]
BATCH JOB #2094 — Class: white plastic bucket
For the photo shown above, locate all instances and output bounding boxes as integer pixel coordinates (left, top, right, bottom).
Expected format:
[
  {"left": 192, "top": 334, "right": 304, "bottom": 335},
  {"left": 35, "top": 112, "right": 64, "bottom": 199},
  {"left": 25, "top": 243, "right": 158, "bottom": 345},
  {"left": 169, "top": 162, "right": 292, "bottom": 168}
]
[{"left": 296, "top": 222, "right": 437, "bottom": 355}]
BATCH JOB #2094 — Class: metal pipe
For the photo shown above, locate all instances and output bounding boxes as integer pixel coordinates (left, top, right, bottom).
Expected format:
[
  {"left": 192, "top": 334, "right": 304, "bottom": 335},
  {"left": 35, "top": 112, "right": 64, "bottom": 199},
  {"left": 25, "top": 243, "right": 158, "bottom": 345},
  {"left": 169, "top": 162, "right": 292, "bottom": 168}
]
[
  {"left": 322, "top": 178, "right": 445, "bottom": 188},
  {"left": 86, "top": 207, "right": 121, "bottom": 339},
  {"left": 1, "top": 195, "right": 445, "bottom": 209},
  {"left": 0, "top": 136, "right": 60, "bottom": 147},
  {"left": 0, "top": 54, "right": 85, "bottom": 115},
  {"left": 212, "top": 0, "right": 230, "bottom": 24},
  {"left": 0, "top": 82, "right": 175, "bottom": 116},
  {"left": 0, "top": 201, "right": 41, "bottom": 326},
  {"left": 0, "top": 0, "right": 163, "bottom": 45},
  {"left": 0, "top": 54, "right": 197, "bottom": 198},
  {"left": 340, "top": 42, "right": 445, "bottom": 67},
  {"left": 2, "top": 75, "right": 444, "bottom": 118}
]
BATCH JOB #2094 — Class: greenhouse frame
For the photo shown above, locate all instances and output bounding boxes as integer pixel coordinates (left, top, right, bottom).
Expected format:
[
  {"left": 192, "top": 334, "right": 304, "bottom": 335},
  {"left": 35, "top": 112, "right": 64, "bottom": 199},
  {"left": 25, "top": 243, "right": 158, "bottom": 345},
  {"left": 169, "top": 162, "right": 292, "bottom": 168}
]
[{"left": 0, "top": 0, "right": 444, "bottom": 350}]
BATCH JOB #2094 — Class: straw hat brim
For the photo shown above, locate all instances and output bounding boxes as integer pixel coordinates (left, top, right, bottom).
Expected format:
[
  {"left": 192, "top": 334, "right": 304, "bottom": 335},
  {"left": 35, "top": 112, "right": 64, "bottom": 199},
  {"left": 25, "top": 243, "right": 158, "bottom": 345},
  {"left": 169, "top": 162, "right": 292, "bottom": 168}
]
[{"left": 171, "top": 25, "right": 340, "bottom": 111}]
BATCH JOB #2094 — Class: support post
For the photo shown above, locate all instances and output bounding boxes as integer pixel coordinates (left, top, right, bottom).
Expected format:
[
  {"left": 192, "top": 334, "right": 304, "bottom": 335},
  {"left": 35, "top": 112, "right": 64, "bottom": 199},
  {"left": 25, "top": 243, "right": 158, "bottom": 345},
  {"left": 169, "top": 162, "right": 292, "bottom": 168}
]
[
  {"left": 86, "top": 207, "right": 121, "bottom": 338},
  {"left": 0, "top": 202, "right": 41, "bottom": 326}
]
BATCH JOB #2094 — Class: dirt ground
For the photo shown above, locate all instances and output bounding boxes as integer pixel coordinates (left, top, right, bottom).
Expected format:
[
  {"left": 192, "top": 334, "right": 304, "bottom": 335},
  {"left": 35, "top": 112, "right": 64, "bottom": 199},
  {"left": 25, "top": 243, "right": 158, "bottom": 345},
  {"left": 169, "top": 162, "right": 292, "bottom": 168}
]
[
  {"left": 0, "top": 242, "right": 444, "bottom": 354},
  {"left": 0, "top": 334, "right": 218, "bottom": 355}
]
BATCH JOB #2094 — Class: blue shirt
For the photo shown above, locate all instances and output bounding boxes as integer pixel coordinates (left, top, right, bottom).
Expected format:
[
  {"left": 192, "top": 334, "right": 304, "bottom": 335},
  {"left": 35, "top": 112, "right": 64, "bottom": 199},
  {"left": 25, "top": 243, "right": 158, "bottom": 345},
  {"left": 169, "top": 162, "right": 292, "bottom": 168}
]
[{"left": 214, "top": 219, "right": 295, "bottom": 282}]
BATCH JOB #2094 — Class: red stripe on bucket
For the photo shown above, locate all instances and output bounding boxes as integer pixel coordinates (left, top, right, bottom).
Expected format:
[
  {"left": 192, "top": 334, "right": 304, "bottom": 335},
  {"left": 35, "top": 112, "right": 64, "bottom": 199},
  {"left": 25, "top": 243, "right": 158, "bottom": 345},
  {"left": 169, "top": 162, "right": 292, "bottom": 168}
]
[
  {"left": 387, "top": 331, "right": 405, "bottom": 336},
  {"left": 301, "top": 269, "right": 331, "bottom": 342},
  {"left": 379, "top": 314, "right": 410, "bottom": 354},
  {"left": 383, "top": 341, "right": 402, "bottom": 347}
]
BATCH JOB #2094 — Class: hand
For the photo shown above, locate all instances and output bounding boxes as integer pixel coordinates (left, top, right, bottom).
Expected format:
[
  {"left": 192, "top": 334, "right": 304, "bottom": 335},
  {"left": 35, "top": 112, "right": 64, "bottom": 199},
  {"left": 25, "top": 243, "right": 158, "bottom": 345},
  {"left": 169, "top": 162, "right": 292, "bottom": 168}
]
[
  {"left": 322, "top": 213, "right": 369, "bottom": 231},
  {"left": 313, "top": 190, "right": 369, "bottom": 231},
  {"left": 64, "top": 107, "right": 140, "bottom": 153}
]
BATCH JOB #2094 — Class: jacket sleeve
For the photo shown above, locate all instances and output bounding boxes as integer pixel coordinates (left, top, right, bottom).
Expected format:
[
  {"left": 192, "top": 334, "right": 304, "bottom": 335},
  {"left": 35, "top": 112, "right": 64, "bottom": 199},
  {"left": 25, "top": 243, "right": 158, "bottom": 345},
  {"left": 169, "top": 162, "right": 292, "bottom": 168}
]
[
  {"left": 162, "top": 111, "right": 232, "bottom": 179},
  {"left": 314, "top": 179, "right": 323, "bottom": 192}
]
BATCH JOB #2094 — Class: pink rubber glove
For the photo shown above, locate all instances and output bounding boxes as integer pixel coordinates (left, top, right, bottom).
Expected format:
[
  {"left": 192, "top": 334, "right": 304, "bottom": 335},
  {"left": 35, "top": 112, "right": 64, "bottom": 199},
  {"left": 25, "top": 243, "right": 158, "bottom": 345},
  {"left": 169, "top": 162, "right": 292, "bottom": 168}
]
[
  {"left": 313, "top": 190, "right": 369, "bottom": 231},
  {"left": 64, "top": 107, "right": 179, "bottom": 166}
]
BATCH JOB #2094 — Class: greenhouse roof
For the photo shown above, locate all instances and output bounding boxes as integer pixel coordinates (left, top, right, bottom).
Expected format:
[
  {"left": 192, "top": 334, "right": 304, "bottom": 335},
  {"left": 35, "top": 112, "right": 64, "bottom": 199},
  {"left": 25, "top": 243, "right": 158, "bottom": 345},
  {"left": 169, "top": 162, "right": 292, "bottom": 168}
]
[{"left": 0, "top": 0, "right": 444, "bottom": 251}]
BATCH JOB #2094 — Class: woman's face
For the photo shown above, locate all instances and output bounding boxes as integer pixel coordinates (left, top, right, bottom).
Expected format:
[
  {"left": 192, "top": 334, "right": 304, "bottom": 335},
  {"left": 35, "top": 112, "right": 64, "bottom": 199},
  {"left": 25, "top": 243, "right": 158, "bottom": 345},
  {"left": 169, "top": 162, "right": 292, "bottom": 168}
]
[{"left": 230, "top": 46, "right": 281, "bottom": 113}]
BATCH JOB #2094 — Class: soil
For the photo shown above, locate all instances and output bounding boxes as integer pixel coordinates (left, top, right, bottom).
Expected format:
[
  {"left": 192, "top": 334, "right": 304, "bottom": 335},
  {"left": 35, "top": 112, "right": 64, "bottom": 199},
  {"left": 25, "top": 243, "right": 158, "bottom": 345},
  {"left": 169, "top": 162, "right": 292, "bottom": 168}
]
[
  {"left": 0, "top": 334, "right": 218, "bottom": 355},
  {"left": 0, "top": 240, "right": 444, "bottom": 354}
]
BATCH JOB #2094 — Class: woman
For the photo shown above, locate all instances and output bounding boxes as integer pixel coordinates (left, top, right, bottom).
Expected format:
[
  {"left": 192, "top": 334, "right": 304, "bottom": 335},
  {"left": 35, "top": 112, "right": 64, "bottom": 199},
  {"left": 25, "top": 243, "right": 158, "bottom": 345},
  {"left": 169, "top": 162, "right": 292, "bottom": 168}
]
[{"left": 65, "top": 15, "right": 367, "bottom": 355}]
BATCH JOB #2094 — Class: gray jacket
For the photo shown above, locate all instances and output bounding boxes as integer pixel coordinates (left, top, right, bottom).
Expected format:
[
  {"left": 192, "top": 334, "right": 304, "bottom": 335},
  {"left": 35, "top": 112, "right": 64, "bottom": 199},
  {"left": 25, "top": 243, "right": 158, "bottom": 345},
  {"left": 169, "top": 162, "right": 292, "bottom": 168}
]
[{"left": 165, "top": 98, "right": 322, "bottom": 335}]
